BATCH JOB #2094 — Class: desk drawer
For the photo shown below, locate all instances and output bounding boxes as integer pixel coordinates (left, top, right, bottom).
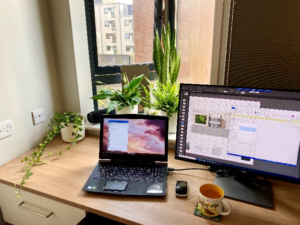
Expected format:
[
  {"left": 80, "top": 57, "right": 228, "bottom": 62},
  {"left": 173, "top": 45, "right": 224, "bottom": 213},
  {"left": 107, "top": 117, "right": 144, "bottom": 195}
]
[{"left": 0, "top": 183, "right": 85, "bottom": 225}]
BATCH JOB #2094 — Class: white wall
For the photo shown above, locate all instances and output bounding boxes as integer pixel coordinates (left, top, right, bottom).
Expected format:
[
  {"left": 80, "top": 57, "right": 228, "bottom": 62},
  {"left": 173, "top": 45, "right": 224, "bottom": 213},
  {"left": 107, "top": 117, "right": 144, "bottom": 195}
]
[
  {"left": 48, "top": 0, "right": 93, "bottom": 119},
  {"left": 0, "top": 0, "right": 63, "bottom": 166}
]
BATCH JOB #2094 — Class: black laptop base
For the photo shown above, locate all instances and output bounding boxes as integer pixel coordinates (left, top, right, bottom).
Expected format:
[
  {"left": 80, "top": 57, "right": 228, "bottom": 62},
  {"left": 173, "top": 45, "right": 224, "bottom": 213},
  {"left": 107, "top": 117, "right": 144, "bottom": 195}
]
[{"left": 83, "top": 162, "right": 168, "bottom": 196}]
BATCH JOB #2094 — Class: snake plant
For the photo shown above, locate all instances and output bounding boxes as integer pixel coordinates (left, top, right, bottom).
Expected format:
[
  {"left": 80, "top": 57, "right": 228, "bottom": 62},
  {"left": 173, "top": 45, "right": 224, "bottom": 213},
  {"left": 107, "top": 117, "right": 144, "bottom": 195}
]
[{"left": 153, "top": 22, "right": 181, "bottom": 85}]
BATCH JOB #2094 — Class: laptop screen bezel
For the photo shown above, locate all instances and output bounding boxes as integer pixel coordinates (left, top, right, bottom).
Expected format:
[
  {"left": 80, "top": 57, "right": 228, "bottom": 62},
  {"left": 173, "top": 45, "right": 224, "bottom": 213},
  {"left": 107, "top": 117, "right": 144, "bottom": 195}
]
[{"left": 99, "top": 114, "right": 169, "bottom": 162}]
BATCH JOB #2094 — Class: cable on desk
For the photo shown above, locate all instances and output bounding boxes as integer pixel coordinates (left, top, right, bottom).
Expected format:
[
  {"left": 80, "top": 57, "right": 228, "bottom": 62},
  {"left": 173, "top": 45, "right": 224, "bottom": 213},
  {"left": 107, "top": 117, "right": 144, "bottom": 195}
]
[{"left": 168, "top": 167, "right": 210, "bottom": 172}]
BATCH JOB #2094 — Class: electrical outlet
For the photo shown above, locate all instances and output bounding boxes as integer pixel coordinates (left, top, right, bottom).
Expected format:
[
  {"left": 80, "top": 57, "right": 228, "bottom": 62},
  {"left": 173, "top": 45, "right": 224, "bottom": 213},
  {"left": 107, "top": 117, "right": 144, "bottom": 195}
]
[
  {"left": 0, "top": 120, "right": 14, "bottom": 139},
  {"left": 32, "top": 108, "right": 45, "bottom": 125}
]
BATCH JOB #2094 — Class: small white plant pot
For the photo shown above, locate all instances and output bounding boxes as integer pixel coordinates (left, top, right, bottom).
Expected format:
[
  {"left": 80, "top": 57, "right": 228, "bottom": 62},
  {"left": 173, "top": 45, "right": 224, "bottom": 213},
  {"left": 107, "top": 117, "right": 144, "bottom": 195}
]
[
  {"left": 61, "top": 121, "right": 85, "bottom": 143},
  {"left": 117, "top": 105, "right": 138, "bottom": 114},
  {"left": 159, "top": 111, "right": 178, "bottom": 133}
]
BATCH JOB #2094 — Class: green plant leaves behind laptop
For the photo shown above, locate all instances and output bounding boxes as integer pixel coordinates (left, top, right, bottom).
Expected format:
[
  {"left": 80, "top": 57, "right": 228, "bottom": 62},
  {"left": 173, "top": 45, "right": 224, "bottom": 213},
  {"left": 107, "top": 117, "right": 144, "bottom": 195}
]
[{"left": 91, "top": 73, "right": 144, "bottom": 113}]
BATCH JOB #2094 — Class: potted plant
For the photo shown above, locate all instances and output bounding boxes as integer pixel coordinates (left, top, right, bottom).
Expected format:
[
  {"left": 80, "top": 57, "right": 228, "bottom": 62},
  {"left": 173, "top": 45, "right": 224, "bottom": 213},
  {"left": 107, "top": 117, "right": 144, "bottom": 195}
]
[
  {"left": 15, "top": 111, "right": 84, "bottom": 197},
  {"left": 91, "top": 73, "right": 144, "bottom": 114},
  {"left": 144, "top": 22, "right": 181, "bottom": 132}
]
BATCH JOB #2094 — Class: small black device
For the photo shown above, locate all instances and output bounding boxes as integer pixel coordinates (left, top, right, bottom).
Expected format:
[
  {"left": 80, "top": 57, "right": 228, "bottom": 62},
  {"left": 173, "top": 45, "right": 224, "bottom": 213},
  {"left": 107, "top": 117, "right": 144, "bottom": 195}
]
[
  {"left": 83, "top": 114, "right": 169, "bottom": 196},
  {"left": 175, "top": 180, "right": 188, "bottom": 197},
  {"left": 87, "top": 108, "right": 116, "bottom": 123},
  {"left": 175, "top": 84, "right": 300, "bottom": 208}
]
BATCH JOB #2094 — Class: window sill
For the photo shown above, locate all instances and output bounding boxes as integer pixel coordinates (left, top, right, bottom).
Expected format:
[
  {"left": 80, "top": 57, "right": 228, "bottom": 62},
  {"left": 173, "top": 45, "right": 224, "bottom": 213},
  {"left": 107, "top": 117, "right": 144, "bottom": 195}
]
[{"left": 85, "top": 122, "right": 177, "bottom": 149}]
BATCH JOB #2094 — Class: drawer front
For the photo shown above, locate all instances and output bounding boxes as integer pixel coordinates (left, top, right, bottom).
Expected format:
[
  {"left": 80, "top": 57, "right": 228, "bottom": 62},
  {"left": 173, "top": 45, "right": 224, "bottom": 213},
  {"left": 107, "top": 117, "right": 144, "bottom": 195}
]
[{"left": 0, "top": 183, "right": 85, "bottom": 225}]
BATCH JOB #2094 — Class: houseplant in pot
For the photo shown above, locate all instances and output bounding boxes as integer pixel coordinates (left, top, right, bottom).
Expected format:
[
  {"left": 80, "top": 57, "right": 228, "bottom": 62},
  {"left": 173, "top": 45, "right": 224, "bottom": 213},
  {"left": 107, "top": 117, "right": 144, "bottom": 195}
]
[
  {"left": 144, "top": 22, "right": 181, "bottom": 132},
  {"left": 15, "top": 111, "right": 84, "bottom": 197},
  {"left": 91, "top": 73, "right": 144, "bottom": 114}
]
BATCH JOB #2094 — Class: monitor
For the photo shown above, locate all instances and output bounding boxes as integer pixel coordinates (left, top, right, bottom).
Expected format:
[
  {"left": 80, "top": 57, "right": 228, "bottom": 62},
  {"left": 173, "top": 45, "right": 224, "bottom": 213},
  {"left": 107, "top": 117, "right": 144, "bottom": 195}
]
[{"left": 175, "top": 84, "right": 300, "bottom": 208}]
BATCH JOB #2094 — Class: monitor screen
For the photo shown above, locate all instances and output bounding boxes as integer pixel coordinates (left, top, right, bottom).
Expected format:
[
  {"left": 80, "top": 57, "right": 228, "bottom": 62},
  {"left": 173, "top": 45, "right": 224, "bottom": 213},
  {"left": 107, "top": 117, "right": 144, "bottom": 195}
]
[
  {"left": 102, "top": 118, "right": 167, "bottom": 156},
  {"left": 175, "top": 84, "right": 300, "bottom": 183}
]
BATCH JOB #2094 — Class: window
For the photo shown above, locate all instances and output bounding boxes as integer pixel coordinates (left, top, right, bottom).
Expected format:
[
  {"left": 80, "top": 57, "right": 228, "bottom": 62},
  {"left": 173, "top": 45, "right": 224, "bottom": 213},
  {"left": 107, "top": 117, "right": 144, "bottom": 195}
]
[
  {"left": 104, "top": 21, "right": 109, "bottom": 27},
  {"left": 125, "top": 20, "right": 129, "bottom": 26},
  {"left": 107, "top": 46, "right": 111, "bottom": 51},
  {"left": 132, "top": 34, "right": 134, "bottom": 43},
  {"left": 86, "top": 0, "right": 164, "bottom": 110},
  {"left": 125, "top": 33, "right": 130, "bottom": 39},
  {"left": 126, "top": 46, "right": 131, "bottom": 51}
]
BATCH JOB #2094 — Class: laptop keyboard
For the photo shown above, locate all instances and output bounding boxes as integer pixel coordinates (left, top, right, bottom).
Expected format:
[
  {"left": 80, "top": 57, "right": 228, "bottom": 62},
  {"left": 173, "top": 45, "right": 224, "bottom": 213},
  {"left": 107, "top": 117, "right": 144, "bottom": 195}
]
[{"left": 93, "top": 164, "right": 165, "bottom": 182}]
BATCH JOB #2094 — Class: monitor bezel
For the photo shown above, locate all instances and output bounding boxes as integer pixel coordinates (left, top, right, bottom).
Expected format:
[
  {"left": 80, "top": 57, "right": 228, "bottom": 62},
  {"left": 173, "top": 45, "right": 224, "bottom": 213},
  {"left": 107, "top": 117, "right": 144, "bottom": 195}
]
[
  {"left": 175, "top": 83, "right": 300, "bottom": 185},
  {"left": 100, "top": 114, "right": 168, "bottom": 162}
]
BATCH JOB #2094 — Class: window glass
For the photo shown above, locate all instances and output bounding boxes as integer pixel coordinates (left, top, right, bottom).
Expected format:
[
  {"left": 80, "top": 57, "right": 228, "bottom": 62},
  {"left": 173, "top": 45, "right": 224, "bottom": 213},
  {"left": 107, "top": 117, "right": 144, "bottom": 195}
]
[
  {"left": 107, "top": 46, "right": 111, "bottom": 51},
  {"left": 177, "top": 0, "right": 216, "bottom": 84},
  {"left": 93, "top": 0, "right": 154, "bottom": 66},
  {"left": 105, "top": 21, "right": 109, "bottom": 27},
  {"left": 96, "top": 83, "right": 122, "bottom": 109}
]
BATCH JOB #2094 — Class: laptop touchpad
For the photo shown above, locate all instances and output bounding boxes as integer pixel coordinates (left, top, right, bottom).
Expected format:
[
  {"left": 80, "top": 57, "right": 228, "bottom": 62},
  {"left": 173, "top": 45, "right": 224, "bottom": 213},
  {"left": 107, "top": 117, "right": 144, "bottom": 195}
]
[{"left": 104, "top": 181, "right": 128, "bottom": 191}]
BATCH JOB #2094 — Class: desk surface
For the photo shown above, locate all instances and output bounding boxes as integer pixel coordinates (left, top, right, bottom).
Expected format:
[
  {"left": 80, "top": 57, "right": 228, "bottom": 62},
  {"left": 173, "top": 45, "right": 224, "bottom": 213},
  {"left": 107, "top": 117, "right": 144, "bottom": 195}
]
[{"left": 0, "top": 135, "right": 299, "bottom": 225}]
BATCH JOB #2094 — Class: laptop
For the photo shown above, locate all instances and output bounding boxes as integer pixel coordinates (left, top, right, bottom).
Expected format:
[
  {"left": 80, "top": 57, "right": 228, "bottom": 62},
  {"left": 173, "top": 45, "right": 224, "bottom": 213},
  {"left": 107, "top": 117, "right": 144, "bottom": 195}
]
[{"left": 83, "top": 114, "right": 169, "bottom": 196}]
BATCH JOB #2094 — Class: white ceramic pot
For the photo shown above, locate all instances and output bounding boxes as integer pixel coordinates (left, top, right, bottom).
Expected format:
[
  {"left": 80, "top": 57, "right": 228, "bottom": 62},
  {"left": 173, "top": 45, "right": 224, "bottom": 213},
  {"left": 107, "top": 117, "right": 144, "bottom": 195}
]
[
  {"left": 159, "top": 111, "right": 178, "bottom": 133},
  {"left": 117, "top": 105, "right": 138, "bottom": 114},
  {"left": 61, "top": 120, "right": 85, "bottom": 143}
]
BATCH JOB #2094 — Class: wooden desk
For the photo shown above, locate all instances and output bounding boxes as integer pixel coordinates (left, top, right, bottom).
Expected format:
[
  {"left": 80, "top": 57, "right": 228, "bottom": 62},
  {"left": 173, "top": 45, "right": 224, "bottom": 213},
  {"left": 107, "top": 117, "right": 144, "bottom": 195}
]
[{"left": 0, "top": 135, "right": 299, "bottom": 225}]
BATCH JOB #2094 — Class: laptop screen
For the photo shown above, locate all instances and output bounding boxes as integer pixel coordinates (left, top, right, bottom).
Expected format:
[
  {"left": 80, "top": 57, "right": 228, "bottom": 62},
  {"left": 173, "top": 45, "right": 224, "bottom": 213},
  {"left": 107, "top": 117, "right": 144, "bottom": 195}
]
[{"left": 100, "top": 115, "right": 168, "bottom": 161}]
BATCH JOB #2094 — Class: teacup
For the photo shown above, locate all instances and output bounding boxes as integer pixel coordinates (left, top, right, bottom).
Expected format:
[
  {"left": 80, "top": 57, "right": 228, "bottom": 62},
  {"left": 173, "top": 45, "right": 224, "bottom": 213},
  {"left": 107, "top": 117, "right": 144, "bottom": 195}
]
[{"left": 198, "top": 184, "right": 231, "bottom": 217}]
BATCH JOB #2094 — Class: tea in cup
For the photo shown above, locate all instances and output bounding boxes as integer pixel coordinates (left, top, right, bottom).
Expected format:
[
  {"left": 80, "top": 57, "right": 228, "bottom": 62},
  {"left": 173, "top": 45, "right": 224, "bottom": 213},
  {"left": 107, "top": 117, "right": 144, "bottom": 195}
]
[{"left": 198, "top": 184, "right": 231, "bottom": 217}]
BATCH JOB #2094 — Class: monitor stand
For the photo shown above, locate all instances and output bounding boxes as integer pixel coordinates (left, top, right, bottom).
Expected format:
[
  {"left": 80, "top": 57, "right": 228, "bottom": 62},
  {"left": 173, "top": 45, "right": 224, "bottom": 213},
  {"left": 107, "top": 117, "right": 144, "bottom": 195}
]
[{"left": 214, "top": 172, "right": 273, "bottom": 208}]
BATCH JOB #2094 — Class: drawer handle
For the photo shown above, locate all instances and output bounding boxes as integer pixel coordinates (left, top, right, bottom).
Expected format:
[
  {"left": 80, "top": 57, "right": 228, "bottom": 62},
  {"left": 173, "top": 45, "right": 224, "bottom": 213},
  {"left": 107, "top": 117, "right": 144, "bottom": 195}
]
[{"left": 18, "top": 202, "right": 54, "bottom": 218}]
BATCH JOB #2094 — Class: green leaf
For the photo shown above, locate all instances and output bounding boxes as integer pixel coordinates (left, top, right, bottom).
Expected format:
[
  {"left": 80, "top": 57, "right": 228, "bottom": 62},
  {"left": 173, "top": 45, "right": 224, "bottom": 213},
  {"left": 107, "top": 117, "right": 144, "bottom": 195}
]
[
  {"left": 20, "top": 160, "right": 24, "bottom": 163},
  {"left": 107, "top": 101, "right": 119, "bottom": 113},
  {"left": 91, "top": 89, "right": 113, "bottom": 100},
  {"left": 128, "top": 74, "right": 144, "bottom": 91},
  {"left": 48, "top": 152, "right": 53, "bottom": 156}
]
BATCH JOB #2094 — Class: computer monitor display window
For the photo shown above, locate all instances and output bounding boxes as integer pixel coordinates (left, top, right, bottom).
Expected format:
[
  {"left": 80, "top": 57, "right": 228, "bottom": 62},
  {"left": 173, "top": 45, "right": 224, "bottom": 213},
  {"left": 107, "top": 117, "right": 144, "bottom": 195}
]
[
  {"left": 176, "top": 85, "right": 300, "bottom": 182},
  {"left": 102, "top": 118, "right": 166, "bottom": 155}
]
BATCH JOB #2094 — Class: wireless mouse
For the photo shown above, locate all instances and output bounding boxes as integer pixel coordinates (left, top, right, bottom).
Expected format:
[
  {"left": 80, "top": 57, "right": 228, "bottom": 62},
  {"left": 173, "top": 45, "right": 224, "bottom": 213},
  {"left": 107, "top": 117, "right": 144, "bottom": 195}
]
[{"left": 176, "top": 180, "right": 188, "bottom": 197}]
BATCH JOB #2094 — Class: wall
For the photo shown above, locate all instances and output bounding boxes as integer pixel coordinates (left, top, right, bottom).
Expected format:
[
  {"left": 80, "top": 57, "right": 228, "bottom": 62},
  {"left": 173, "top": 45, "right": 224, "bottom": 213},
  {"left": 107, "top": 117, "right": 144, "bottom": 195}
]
[
  {"left": 0, "top": 0, "right": 63, "bottom": 166},
  {"left": 48, "top": 0, "right": 93, "bottom": 119}
]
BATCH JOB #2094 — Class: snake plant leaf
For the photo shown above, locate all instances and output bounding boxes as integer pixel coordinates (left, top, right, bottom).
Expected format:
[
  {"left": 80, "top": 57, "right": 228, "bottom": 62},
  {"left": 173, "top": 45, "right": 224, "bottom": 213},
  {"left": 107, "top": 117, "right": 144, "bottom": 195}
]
[
  {"left": 107, "top": 101, "right": 119, "bottom": 113},
  {"left": 153, "top": 30, "right": 163, "bottom": 81}
]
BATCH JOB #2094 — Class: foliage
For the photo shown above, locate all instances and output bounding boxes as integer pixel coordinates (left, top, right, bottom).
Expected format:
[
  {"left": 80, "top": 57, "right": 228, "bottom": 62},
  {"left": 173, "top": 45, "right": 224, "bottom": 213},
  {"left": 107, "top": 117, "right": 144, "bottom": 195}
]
[
  {"left": 195, "top": 115, "right": 207, "bottom": 124},
  {"left": 91, "top": 73, "right": 144, "bottom": 113},
  {"left": 15, "top": 111, "right": 83, "bottom": 198},
  {"left": 143, "top": 79, "right": 179, "bottom": 119},
  {"left": 153, "top": 22, "right": 181, "bottom": 86}
]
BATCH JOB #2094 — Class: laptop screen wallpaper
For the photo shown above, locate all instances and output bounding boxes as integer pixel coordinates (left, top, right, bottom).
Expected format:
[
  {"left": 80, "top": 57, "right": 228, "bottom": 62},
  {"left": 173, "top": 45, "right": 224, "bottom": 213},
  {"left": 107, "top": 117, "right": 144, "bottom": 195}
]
[{"left": 102, "top": 118, "right": 166, "bottom": 155}]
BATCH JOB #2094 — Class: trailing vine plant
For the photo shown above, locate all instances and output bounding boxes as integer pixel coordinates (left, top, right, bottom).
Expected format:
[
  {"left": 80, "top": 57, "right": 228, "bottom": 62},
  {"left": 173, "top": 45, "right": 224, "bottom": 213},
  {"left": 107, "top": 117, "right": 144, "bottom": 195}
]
[{"left": 14, "top": 111, "right": 83, "bottom": 198}]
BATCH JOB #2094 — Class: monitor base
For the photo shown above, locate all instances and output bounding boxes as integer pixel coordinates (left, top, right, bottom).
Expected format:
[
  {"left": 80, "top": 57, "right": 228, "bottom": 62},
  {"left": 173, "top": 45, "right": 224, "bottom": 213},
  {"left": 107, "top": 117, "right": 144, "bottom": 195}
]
[{"left": 214, "top": 173, "right": 273, "bottom": 208}]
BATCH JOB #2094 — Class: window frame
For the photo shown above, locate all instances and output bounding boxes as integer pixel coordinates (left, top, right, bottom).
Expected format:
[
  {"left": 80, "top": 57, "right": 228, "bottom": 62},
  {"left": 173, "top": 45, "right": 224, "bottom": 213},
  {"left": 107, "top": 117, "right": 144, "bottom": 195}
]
[{"left": 85, "top": 0, "right": 172, "bottom": 110}]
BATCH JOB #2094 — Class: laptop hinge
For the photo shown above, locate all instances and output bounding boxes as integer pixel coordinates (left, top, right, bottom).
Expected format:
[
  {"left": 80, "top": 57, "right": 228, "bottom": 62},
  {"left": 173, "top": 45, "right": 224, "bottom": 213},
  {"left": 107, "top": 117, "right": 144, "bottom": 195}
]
[
  {"left": 99, "top": 159, "right": 111, "bottom": 163},
  {"left": 154, "top": 161, "right": 168, "bottom": 165}
]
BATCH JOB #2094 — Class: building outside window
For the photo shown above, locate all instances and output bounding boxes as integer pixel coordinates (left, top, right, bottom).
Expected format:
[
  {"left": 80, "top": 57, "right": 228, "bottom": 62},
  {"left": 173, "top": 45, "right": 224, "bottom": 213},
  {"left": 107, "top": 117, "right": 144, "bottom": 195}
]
[
  {"left": 89, "top": 0, "right": 159, "bottom": 110},
  {"left": 132, "top": 34, "right": 134, "bottom": 43}
]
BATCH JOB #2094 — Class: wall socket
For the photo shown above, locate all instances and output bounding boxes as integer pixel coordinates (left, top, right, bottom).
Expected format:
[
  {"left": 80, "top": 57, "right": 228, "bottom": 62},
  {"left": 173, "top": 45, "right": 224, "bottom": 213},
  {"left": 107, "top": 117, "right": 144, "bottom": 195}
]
[
  {"left": 32, "top": 108, "right": 45, "bottom": 125},
  {"left": 0, "top": 120, "right": 14, "bottom": 139}
]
